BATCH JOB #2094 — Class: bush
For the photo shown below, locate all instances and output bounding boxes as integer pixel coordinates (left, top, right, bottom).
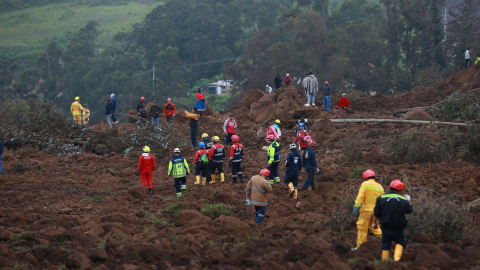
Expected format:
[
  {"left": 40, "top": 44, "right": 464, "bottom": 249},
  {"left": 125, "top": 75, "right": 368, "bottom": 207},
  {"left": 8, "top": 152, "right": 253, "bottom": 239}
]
[
  {"left": 201, "top": 203, "right": 231, "bottom": 218},
  {"left": 425, "top": 90, "right": 480, "bottom": 121},
  {"left": 11, "top": 232, "right": 37, "bottom": 241},
  {"left": 349, "top": 166, "right": 364, "bottom": 179},
  {"left": 341, "top": 135, "right": 363, "bottom": 163},
  {"left": 317, "top": 195, "right": 355, "bottom": 232},
  {"left": 165, "top": 202, "right": 188, "bottom": 218}
]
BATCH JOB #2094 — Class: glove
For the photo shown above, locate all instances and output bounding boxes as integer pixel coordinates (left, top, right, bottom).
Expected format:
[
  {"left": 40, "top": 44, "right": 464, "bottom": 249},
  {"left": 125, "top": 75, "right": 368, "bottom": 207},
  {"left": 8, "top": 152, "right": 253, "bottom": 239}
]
[
  {"left": 405, "top": 195, "right": 411, "bottom": 202},
  {"left": 353, "top": 206, "right": 360, "bottom": 218},
  {"left": 316, "top": 167, "right": 320, "bottom": 172},
  {"left": 372, "top": 223, "right": 378, "bottom": 230}
]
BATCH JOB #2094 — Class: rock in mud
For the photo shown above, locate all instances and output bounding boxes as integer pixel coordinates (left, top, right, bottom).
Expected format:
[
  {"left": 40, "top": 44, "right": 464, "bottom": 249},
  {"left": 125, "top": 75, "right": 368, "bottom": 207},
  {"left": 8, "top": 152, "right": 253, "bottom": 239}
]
[
  {"left": 404, "top": 109, "right": 434, "bottom": 121},
  {"left": 90, "top": 249, "right": 108, "bottom": 262},
  {"left": 177, "top": 209, "right": 210, "bottom": 226},
  {"left": 65, "top": 252, "right": 92, "bottom": 269},
  {"left": 212, "top": 215, "right": 253, "bottom": 235}
]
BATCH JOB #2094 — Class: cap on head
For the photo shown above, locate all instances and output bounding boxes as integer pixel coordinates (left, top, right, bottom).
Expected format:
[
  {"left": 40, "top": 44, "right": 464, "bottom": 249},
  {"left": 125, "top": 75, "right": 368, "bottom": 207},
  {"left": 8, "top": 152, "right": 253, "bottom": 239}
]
[
  {"left": 143, "top": 146, "right": 150, "bottom": 153},
  {"left": 289, "top": 143, "right": 297, "bottom": 150},
  {"left": 342, "top": 93, "right": 346, "bottom": 96},
  {"left": 140, "top": 97, "right": 145, "bottom": 101},
  {"left": 390, "top": 179, "right": 405, "bottom": 191},
  {"left": 75, "top": 96, "right": 80, "bottom": 101},
  {"left": 266, "top": 85, "right": 269, "bottom": 88},
  {"left": 83, "top": 104, "right": 88, "bottom": 108},
  {"left": 202, "top": 133, "right": 209, "bottom": 138},
  {"left": 275, "top": 119, "right": 280, "bottom": 124},
  {"left": 362, "top": 169, "right": 376, "bottom": 179},
  {"left": 229, "top": 113, "right": 233, "bottom": 117},
  {"left": 199, "top": 142, "right": 205, "bottom": 149},
  {"left": 260, "top": 168, "right": 270, "bottom": 177},
  {"left": 167, "top": 98, "right": 172, "bottom": 102},
  {"left": 174, "top": 148, "right": 180, "bottom": 154},
  {"left": 309, "top": 71, "right": 313, "bottom": 75},
  {"left": 232, "top": 135, "right": 240, "bottom": 142},
  {"left": 212, "top": 136, "right": 220, "bottom": 142},
  {"left": 107, "top": 98, "right": 111, "bottom": 102}
]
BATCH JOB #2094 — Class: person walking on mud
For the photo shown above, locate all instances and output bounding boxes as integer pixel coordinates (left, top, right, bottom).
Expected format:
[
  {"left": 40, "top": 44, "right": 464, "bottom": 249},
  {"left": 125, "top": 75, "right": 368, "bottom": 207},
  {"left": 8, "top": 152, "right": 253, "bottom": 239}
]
[
  {"left": 82, "top": 104, "right": 90, "bottom": 126},
  {"left": 352, "top": 169, "right": 384, "bottom": 251},
  {"left": 195, "top": 88, "right": 206, "bottom": 116},
  {"left": 0, "top": 138, "right": 4, "bottom": 176},
  {"left": 209, "top": 136, "right": 226, "bottom": 184},
  {"left": 168, "top": 148, "right": 190, "bottom": 197},
  {"left": 284, "top": 144, "right": 301, "bottom": 199},
  {"left": 266, "top": 135, "right": 281, "bottom": 185},
  {"left": 294, "top": 127, "right": 311, "bottom": 150},
  {"left": 186, "top": 108, "right": 200, "bottom": 147},
  {"left": 223, "top": 113, "right": 237, "bottom": 145},
  {"left": 465, "top": 48, "right": 473, "bottom": 68},
  {"left": 373, "top": 180, "right": 413, "bottom": 262},
  {"left": 138, "top": 146, "right": 156, "bottom": 195},
  {"left": 194, "top": 142, "right": 210, "bottom": 186},
  {"left": 137, "top": 97, "right": 145, "bottom": 113},
  {"left": 246, "top": 169, "right": 272, "bottom": 225},
  {"left": 301, "top": 141, "right": 319, "bottom": 190},
  {"left": 229, "top": 135, "right": 245, "bottom": 185}
]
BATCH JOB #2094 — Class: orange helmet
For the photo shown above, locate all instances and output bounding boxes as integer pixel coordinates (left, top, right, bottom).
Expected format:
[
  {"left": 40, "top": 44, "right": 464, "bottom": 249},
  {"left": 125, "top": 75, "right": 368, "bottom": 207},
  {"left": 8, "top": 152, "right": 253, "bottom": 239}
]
[
  {"left": 390, "top": 180, "right": 405, "bottom": 191},
  {"left": 140, "top": 96, "right": 145, "bottom": 101},
  {"left": 266, "top": 135, "right": 275, "bottom": 142},
  {"left": 260, "top": 169, "right": 270, "bottom": 177},
  {"left": 232, "top": 135, "right": 239, "bottom": 142},
  {"left": 362, "top": 169, "right": 376, "bottom": 179}
]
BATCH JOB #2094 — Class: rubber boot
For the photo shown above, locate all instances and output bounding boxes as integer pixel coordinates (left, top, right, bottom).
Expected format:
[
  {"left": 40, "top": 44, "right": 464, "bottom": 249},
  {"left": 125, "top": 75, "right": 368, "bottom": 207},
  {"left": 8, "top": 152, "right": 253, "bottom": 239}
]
[
  {"left": 288, "top": 183, "right": 294, "bottom": 196},
  {"left": 220, "top": 173, "right": 225, "bottom": 183},
  {"left": 195, "top": 176, "right": 200, "bottom": 185},
  {"left": 211, "top": 175, "right": 216, "bottom": 184},
  {"left": 382, "top": 250, "right": 390, "bottom": 261},
  {"left": 148, "top": 188, "right": 153, "bottom": 195},
  {"left": 293, "top": 189, "right": 298, "bottom": 199},
  {"left": 394, "top": 244, "right": 403, "bottom": 261},
  {"left": 202, "top": 177, "right": 207, "bottom": 187}
]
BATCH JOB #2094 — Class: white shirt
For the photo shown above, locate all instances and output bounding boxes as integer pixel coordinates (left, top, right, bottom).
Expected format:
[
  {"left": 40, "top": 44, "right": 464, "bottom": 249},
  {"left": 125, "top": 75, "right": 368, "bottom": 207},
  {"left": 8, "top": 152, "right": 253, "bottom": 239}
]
[
  {"left": 266, "top": 87, "right": 272, "bottom": 93},
  {"left": 466, "top": 50, "right": 470, "bottom": 59}
]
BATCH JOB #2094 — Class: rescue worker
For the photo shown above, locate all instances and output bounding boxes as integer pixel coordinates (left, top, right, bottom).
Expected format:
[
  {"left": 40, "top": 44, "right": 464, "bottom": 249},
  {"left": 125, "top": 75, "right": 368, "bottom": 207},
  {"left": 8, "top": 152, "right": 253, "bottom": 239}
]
[
  {"left": 296, "top": 116, "right": 311, "bottom": 134},
  {"left": 137, "top": 96, "right": 145, "bottom": 113},
  {"left": 186, "top": 108, "right": 200, "bottom": 147},
  {"left": 138, "top": 146, "right": 156, "bottom": 195},
  {"left": 265, "top": 85, "right": 273, "bottom": 93},
  {"left": 294, "top": 128, "right": 311, "bottom": 150},
  {"left": 266, "top": 135, "right": 281, "bottom": 185},
  {"left": 0, "top": 138, "right": 3, "bottom": 176},
  {"left": 194, "top": 142, "right": 210, "bottom": 186},
  {"left": 82, "top": 104, "right": 90, "bottom": 126},
  {"left": 71, "top": 96, "right": 85, "bottom": 125},
  {"left": 284, "top": 143, "right": 301, "bottom": 199},
  {"left": 209, "top": 135, "right": 226, "bottom": 184},
  {"left": 223, "top": 113, "right": 237, "bottom": 145},
  {"left": 273, "top": 119, "right": 281, "bottom": 137},
  {"left": 246, "top": 169, "right": 272, "bottom": 224},
  {"left": 164, "top": 98, "right": 176, "bottom": 122},
  {"left": 302, "top": 141, "right": 319, "bottom": 190},
  {"left": 110, "top": 93, "right": 117, "bottom": 124},
  {"left": 202, "top": 133, "right": 214, "bottom": 183},
  {"left": 105, "top": 98, "right": 114, "bottom": 128},
  {"left": 265, "top": 122, "right": 279, "bottom": 141},
  {"left": 475, "top": 54, "right": 480, "bottom": 65},
  {"left": 352, "top": 169, "right": 384, "bottom": 251},
  {"left": 168, "top": 148, "right": 190, "bottom": 197},
  {"left": 229, "top": 135, "right": 245, "bottom": 185},
  {"left": 374, "top": 180, "right": 413, "bottom": 262}
]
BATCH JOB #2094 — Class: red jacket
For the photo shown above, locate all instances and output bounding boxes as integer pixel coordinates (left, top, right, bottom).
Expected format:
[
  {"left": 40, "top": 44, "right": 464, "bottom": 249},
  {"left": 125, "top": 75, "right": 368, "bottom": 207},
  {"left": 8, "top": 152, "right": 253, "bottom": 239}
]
[
  {"left": 230, "top": 142, "right": 244, "bottom": 161},
  {"left": 337, "top": 97, "right": 350, "bottom": 108},
  {"left": 164, "top": 103, "right": 176, "bottom": 116},
  {"left": 138, "top": 153, "right": 156, "bottom": 174},
  {"left": 294, "top": 131, "right": 311, "bottom": 149},
  {"left": 285, "top": 76, "right": 292, "bottom": 85},
  {"left": 196, "top": 92, "right": 204, "bottom": 101},
  {"left": 194, "top": 149, "right": 210, "bottom": 163}
]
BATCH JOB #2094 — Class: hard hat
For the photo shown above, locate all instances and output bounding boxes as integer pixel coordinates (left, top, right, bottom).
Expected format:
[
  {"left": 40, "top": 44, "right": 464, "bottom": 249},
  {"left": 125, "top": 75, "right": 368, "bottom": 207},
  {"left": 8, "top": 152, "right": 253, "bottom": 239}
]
[
  {"left": 390, "top": 180, "right": 405, "bottom": 191},
  {"left": 289, "top": 143, "right": 297, "bottom": 150},
  {"left": 342, "top": 93, "right": 346, "bottom": 96},
  {"left": 107, "top": 98, "right": 111, "bottom": 102},
  {"left": 111, "top": 93, "right": 115, "bottom": 98},
  {"left": 212, "top": 136, "right": 220, "bottom": 142},
  {"left": 75, "top": 96, "right": 80, "bottom": 101},
  {"left": 260, "top": 169, "right": 270, "bottom": 177},
  {"left": 266, "top": 135, "right": 275, "bottom": 142},
  {"left": 300, "top": 116, "right": 305, "bottom": 120},
  {"left": 167, "top": 98, "right": 172, "bottom": 102},
  {"left": 266, "top": 85, "right": 269, "bottom": 87},
  {"left": 143, "top": 146, "right": 150, "bottom": 152},
  {"left": 362, "top": 169, "right": 376, "bottom": 179},
  {"left": 199, "top": 142, "right": 205, "bottom": 149},
  {"left": 286, "top": 73, "right": 289, "bottom": 76},
  {"left": 310, "top": 141, "right": 317, "bottom": 147},
  {"left": 174, "top": 148, "right": 180, "bottom": 154},
  {"left": 202, "top": 133, "right": 209, "bottom": 138},
  {"left": 232, "top": 135, "right": 239, "bottom": 142},
  {"left": 140, "top": 97, "right": 145, "bottom": 101},
  {"left": 275, "top": 119, "right": 280, "bottom": 124}
]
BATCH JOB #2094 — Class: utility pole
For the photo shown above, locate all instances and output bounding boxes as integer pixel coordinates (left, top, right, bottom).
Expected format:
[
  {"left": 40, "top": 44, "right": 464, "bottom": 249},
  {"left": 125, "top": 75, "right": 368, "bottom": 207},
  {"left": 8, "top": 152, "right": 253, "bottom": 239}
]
[
  {"left": 443, "top": 8, "right": 447, "bottom": 41},
  {"left": 152, "top": 66, "right": 155, "bottom": 95}
]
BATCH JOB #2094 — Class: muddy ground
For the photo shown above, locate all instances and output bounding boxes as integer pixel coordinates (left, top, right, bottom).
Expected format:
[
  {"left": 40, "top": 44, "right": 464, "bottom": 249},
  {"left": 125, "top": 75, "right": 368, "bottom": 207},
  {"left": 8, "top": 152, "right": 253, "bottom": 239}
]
[{"left": 1, "top": 66, "right": 480, "bottom": 270}]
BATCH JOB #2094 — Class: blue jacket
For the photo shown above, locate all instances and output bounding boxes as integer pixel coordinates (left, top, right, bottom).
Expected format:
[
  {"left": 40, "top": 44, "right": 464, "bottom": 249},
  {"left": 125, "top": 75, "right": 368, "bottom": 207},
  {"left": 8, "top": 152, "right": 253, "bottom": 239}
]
[
  {"left": 0, "top": 140, "right": 3, "bottom": 155},
  {"left": 111, "top": 98, "right": 117, "bottom": 111},
  {"left": 105, "top": 102, "right": 113, "bottom": 115},
  {"left": 285, "top": 150, "right": 301, "bottom": 174},
  {"left": 302, "top": 148, "right": 318, "bottom": 169}
]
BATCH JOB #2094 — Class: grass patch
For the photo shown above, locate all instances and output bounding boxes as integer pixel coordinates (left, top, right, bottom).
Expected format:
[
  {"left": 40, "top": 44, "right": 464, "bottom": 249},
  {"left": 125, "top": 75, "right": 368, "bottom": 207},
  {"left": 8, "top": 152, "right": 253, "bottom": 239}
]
[
  {"left": 86, "top": 177, "right": 95, "bottom": 183},
  {"left": 97, "top": 239, "right": 106, "bottom": 250},
  {"left": 201, "top": 203, "right": 231, "bottom": 218},
  {"left": 165, "top": 202, "right": 188, "bottom": 218},
  {"left": 347, "top": 257, "right": 362, "bottom": 265},
  {"left": 374, "top": 258, "right": 392, "bottom": 268},
  {"left": 68, "top": 187, "right": 82, "bottom": 193},
  {"left": 327, "top": 194, "right": 342, "bottom": 201},
  {"left": 11, "top": 162, "right": 41, "bottom": 173},
  {"left": 143, "top": 227, "right": 153, "bottom": 233},
  {"left": 248, "top": 235, "right": 261, "bottom": 241},
  {"left": 236, "top": 209, "right": 250, "bottom": 217},
  {"left": 113, "top": 234, "right": 127, "bottom": 239},
  {"left": 349, "top": 166, "right": 364, "bottom": 179},
  {"left": 54, "top": 234, "right": 72, "bottom": 243},
  {"left": 145, "top": 215, "right": 168, "bottom": 224},
  {"left": 231, "top": 242, "right": 246, "bottom": 251},
  {"left": 11, "top": 231, "right": 37, "bottom": 241}
]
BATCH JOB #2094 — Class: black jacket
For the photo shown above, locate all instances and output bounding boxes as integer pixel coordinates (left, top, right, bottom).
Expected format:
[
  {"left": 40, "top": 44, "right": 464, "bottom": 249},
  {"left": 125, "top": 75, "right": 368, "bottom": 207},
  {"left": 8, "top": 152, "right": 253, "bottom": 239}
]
[
  {"left": 203, "top": 138, "right": 214, "bottom": 150},
  {"left": 374, "top": 192, "right": 413, "bottom": 231},
  {"left": 137, "top": 101, "right": 145, "bottom": 112},
  {"left": 274, "top": 76, "right": 282, "bottom": 87},
  {"left": 150, "top": 105, "right": 162, "bottom": 118},
  {"left": 190, "top": 113, "right": 199, "bottom": 127}
]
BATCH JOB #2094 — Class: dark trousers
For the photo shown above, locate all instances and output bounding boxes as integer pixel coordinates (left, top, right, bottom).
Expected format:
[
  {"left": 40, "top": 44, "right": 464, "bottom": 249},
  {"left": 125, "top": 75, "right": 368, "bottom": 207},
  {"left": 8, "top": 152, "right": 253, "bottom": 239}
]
[
  {"left": 174, "top": 177, "right": 187, "bottom": 194},
  {"left": 302, "top": 167, "right": 316, "bottom": 190},
  {"left": 255, "top": 206, "right": 267, "bottom": 224},
  {"left": 111, "top": 113, "right": 117, "bottom": 122},
  {"left": 211, "top": 162, "right": 224, "bottom": 174},
  {"left": 231, "top": 161, "right": 243, "bottom": 183},
  {"left": 381, "top": 227, "right": 407, "bottom": 250},
  {"left": 166, "top": 116, "right": 173, "bottom": 122},
  {"left": 195, "top": 162, "right": 208, "bottom": 178},
  {"left": 268, "top": 161, "right": 280, "bottom": 184},
  {"left": 466, "top": 59, "right": 473, "bottom": 67},
  {"left": 284, "top": 173, "right": 299, "bottom": 189},
  {"left": 224, "top": 133, "right": 233, "bottom": 145},
  {"left": 206, "top": 161, "right": 212, "bottom": 182},
  {"left": 191, "top": 126, "right": 198, "bottom": 147}
]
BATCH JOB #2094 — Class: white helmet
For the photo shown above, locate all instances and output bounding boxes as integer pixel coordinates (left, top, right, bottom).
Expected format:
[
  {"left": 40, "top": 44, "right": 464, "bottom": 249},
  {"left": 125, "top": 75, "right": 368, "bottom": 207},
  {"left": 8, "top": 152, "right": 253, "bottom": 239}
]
[
  {"left": 289, "top": 144, "right": 297, "bottom": 150},
  {"left": 174, "top": 148, "right": 180, "bottom": 154},
  {"left": 111, "top": 93, "right": 115, "bottom": 98}
]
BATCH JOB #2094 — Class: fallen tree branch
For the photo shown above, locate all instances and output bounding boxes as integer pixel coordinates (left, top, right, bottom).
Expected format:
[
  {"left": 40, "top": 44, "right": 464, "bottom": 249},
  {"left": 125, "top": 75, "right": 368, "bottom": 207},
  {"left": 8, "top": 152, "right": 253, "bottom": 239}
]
[{"left": 329, "top": 119, "right": 468, "bottom": 126}]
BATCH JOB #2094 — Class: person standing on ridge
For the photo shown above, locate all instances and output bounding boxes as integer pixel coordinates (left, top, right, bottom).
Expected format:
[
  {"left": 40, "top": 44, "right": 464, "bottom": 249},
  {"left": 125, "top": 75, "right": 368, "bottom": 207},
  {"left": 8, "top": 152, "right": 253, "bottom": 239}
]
[
  {"left": 209, "top": 136, "right": 226, "bottom": 184},
  {"left": 195, "top": 88, "right": 206, "bottom": 116},
  {"left": 305, "top": 72, "right": 318, "bottom": 106},
  {"left": 465, "top": 48, "right": 472, "bottom": 67},
  {"left": 265, "top": 122, "right": 279, "bottom": 141},
  {"left": 323, "top": 80, "right": 332, "bottom": 111},
  {"left": 246, "top": 169, "right": 272, "bottom": 225},
  {"left": 229, "top": 135, "right": 245, "bottom": 185},
  {"left": 168, "top": 148, "right": 190, "bottom": 197},
  {"left": 285, "top": 73, "right": 292, "bottom": 86},
  {"left": 274, "top": 73, "right": 282, "bottom": 89},
  {"left": 150, "top": 101, "right": 162, "bottom": 126},
  {"left": 105, "top": 98, "right": 114, "bottom": 128},
  {"left": 301, "top": 141, "right": 319, "bottom": 190},
  {"left": 137, "top": 104, "right": 147, "bottom": 125},
  {"left": 302, "top": 74, "right": 309, "bottom": 94},
  {"left": 351, "top": 169, "right": 384, "bottom": 251},
  {"left": 110, "top": 94, "right": 118, "bottom": 124},
  {"left": 202, "top": 133, "right": 214, "bottom": 183},
  {"left": 284, "top": 144, "right": 301, "bottom": 199},
  {"left": 186, "top": 108, "right": 200, "bottom": 147},
  {"left": 194, "top": 142, "right": 210, "bottom": 187},
  {"left": 82, "top": 104, "right": 90, "bottom": 126},
  {"left": 223, "top": 113, "right": 237, "bottom": 145},
  {"left": 164, "top": 98, "right": 176, "bottom": 122},
  {"left": 294, "top": 128, "right": 311, "bottom": 150},
  {"left": 137, "top": 96, "right": 145, "bottom": 113},
  {"left": 138, "top": 146, "right": 156, "bottom": 195},
  {"left": 337, "top": 93, "right": 350, "bottom": 109},
  {"left": 71, "top": 96, "right": 85, "bottom": 125},
  {"left": 273, "top": 119, "right": 281, "bottom": 137},
  {"left": 374, "top": 180, "right": 413, "bottom": 262},
  {"left": 266, "top": 135, "right": 281, "bottom": 185},
  {"left": 0, "top": 138, "right": 4, "bottom": 176}
]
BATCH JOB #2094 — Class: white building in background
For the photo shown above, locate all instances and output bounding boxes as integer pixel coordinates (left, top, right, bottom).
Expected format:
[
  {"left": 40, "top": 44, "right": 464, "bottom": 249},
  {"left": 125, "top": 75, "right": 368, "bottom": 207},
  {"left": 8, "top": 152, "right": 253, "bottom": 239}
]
[{"left": 206, "top": 80, "right": 233, "bottom": 95}]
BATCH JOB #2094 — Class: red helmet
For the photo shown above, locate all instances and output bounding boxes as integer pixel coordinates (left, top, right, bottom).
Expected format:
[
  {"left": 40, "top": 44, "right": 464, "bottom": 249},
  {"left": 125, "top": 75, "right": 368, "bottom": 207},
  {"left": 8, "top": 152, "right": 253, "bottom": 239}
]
[
  {"left": 310, "top": 141, "right": 317, "bottom": 147},
  {"left": 260, "top": 169, "right": 270, "bottom": 177},
  {"left": 362, "top": 169, "right": 376, "bottom": 179},
  {"left": 390, "top": 180, "right": 405, "bottom": 191},
  {"left": 140, "top": 97, "right": 145, "bottom": 101},
  {"left": 266, "top": 135, "right": 275, "bottom": 142},
  {"left": 232, "top": 135, "right": 239, "bottom": 142}
]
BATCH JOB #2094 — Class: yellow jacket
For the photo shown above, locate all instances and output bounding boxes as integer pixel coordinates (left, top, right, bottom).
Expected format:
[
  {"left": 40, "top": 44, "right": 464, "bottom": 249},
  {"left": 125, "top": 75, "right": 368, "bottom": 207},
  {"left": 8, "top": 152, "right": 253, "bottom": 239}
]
[
  {"left": 185, "top": 111, "right": 200, "bottom": 120},
  {"left": 475, "top": 57, "right": 480, "bottom": 65},
  {"left": 71, "top": 101, "right": 85, "bottom": 115},
  {"left": 83, "top": 109, "right": 90, "bottom": 121},
  {"left": 354, "top": 179, "right": 384, "bottom": 211}
]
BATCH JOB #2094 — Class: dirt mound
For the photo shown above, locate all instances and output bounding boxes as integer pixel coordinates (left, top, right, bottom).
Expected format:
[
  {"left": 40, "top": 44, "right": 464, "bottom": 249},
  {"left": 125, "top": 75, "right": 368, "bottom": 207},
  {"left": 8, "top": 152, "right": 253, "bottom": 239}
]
[
  {"left": 443, "top": 64, "right": 480, "bottom": 85},
  {"left": 235, "top": 89, "right": 265, "bottom": 110},
  {"left": 404, "top": 109, "right": 434, "bottom": 121}
]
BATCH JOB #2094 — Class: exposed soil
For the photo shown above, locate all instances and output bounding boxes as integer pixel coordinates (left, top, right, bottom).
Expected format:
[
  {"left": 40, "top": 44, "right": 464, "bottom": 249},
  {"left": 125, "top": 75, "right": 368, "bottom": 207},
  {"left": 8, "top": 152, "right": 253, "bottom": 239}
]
[{"left": 1, "top": 67, "right": 480, "bottom": 269}]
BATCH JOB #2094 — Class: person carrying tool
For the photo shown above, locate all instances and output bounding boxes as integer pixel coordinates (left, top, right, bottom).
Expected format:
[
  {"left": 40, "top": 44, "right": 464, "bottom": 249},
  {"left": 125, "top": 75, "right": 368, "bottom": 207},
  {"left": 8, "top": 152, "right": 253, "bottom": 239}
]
[
  {"left": 266, "top": 135, "right": 281, "bottom": 185},
  {"left": 351, "top": 169, "right": 384, "bottom": 251},
  {"left": 301, "top": 141, "right": 319, "bottom": 190},
  {"left": 374, "top": 180, "right": 413, "bottom": 262},
  {"left": 246, "top": 169, "right": 272, "bottom": 224},
  {"left": 223, "top": 113, "right": 237, "bottom": 145},
  {"left": 185, "top": 108, "right": 200, "bottom": 147},
  {"left": 265, "top": 122, "right": 279, "bottom": 141},
  {"left": 138, "top": 146, "right": 156, "bottom": 195},
  {"left": 273, "top": 119, "right": 281, "bottom": 137},
  {"left": 71, "top": 96, "right": 85, "bottom": 125},
  {"left": 294, "top": 128, "right": 311, "bottom": 150},
  {"left": 194, "top": 142, "right": 210, "bottom": 186},
  {"left": 82, "top": 104, "right": 90, "bottom": 126},
  {"left": 164, "top": 98, "right": 176, "bottom": 122},
  {"left": 229, "top": 135, "right": 245, "bottom": 185},
  {"left": 202, "top": 133, "right": 214, "bottom": 183},
  {"left": 168, "top": 148, "right": 190, "bottom": 197},
  {"left": 284, "top": 144, "right": 301, "bottom": 199},
  {"left": 209, "top": 136, "right": 226, "bottom": 184}
]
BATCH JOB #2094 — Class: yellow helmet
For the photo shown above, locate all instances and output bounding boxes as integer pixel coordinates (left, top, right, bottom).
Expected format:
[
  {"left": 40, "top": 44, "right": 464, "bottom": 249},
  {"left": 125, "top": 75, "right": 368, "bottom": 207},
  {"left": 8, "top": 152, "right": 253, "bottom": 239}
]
[
  {"left": 143, "top": 146, "right": 150, "bottom": 152},
  {"left": 202, "top": 133, "right": 209, "bottom": 138},
  {"left": 213, "top": 136, "right": 220, "bottom": 142},
  {"left": 75, "top": 96, "right": 80, "bottom": 101},
  {"left": 275, "top": 119, "right": 280, "bottom": 124}
]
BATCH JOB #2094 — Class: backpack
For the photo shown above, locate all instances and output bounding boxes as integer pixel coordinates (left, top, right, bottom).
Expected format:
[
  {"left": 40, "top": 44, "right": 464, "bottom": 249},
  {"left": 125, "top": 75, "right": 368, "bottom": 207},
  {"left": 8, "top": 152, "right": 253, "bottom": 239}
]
[
  {"left": 303, "top": 135, "right": 313, "bottom": 145},
  {"left": 200, "top": 151, "right": 209, "bottom": 164}
]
